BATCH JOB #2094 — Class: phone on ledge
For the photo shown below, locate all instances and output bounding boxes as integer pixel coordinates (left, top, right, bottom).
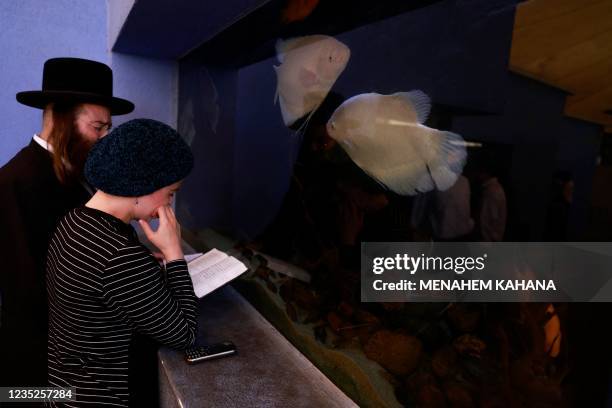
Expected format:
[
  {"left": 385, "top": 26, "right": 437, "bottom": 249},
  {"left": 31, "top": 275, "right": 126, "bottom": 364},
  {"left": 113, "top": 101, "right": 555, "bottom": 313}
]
[{"left": 185, "top": 341, "right": 237, "bottom": 364}]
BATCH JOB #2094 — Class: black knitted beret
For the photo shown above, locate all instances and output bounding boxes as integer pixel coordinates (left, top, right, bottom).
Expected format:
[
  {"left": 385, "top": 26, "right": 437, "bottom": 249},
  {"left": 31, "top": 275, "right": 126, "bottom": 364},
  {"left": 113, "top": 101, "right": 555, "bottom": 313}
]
[{"left": 85, "top": 118, "right": 194, "bottom": 196}]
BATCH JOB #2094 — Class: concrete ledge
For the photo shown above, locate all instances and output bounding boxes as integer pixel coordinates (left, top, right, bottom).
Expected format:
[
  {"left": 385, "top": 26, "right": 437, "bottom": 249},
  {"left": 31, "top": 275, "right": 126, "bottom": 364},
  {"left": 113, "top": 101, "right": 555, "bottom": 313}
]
[{"left": 158, "top": 285, "right": 357, "bottom": 407}]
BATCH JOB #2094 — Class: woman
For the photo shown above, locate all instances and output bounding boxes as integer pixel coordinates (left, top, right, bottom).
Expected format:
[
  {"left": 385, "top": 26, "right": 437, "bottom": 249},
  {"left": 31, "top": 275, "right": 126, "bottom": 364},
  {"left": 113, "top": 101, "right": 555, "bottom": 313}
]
[{"left": 46, "top": 119, "right": 197, "bottom": 407}]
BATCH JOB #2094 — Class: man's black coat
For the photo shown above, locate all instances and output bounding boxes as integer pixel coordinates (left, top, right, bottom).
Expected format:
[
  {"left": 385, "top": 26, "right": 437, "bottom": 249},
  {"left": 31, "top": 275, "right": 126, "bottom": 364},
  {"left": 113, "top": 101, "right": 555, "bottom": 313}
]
[{"left": 0, "top": 140, "right": 89, "bottom": 386}]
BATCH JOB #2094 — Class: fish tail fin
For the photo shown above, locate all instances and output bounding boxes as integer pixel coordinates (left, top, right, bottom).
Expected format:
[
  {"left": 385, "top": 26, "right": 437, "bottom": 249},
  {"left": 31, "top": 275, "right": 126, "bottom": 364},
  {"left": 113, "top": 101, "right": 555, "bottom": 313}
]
[{"left": 427, "top": 131, "right": 467, "bottom": 191}]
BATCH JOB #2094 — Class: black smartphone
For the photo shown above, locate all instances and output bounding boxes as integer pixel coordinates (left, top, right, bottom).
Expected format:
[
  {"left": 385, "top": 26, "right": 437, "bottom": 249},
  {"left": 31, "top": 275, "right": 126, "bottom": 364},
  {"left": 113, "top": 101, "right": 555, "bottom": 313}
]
[{"left": 185, "top": 341, "right": 237, "bottom": 364}]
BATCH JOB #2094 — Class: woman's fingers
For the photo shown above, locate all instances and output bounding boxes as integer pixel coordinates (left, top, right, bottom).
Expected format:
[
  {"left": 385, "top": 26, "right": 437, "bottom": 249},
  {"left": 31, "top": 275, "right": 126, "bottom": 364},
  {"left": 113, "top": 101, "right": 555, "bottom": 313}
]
[
  {"left": 164, "top": 206, "right": 177, "bottom": 225},
  {"left": 157, "top": 205, "right": 168, "bottom": 225},
  {"left": 160, "top": 206, "right": 179, "bottom": 230},
  {"left": 168, "top": 207, "right": 181, "bottom": 235},
  {"left": 160, "top": 206, "right": 183, "bottom": 260}
]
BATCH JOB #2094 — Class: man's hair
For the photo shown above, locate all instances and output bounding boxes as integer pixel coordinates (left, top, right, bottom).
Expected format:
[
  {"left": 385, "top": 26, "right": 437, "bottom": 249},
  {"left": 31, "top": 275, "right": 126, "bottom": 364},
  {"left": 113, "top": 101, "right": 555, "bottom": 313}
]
[{"left": 46, "top": 103, "right": 86, "bottom": 185}]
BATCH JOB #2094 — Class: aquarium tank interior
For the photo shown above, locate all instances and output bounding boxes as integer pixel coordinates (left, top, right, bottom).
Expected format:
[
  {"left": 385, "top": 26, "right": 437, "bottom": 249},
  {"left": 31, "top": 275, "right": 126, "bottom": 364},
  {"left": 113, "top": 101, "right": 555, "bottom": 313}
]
[{"left": 137, "top": 0, "right": 612, "bottom": 406}]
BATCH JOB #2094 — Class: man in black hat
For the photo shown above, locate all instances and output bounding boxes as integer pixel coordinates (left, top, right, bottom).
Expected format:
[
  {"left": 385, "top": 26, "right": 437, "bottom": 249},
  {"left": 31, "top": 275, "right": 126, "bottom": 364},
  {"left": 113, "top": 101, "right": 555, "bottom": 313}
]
[{"left": 0, "top": 57, "right": 134, "bottom": 387}]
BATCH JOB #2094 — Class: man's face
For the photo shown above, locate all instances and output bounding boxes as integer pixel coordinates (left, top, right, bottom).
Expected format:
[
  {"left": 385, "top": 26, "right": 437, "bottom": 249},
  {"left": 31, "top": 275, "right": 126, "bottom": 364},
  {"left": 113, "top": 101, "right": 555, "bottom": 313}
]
[
  {"left": 74, "top": 103, "right": 112, "bottom": 144},
  {"left": 68, "top": 103, "right": 111, "bottom": 176}
]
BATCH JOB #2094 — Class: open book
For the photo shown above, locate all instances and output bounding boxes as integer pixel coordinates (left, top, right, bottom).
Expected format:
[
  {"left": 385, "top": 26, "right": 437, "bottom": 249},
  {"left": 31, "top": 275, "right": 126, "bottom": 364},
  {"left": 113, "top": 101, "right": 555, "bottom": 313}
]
[{"left": 185, "top": 249, "right": 248, "bottom": 298}]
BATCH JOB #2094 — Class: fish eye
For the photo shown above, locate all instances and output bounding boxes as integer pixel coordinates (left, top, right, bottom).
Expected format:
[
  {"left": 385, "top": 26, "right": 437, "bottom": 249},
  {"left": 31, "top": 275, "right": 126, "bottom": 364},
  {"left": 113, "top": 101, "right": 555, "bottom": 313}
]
[{"left": 329, "top": 55, "right": 333, "bottom": 62}]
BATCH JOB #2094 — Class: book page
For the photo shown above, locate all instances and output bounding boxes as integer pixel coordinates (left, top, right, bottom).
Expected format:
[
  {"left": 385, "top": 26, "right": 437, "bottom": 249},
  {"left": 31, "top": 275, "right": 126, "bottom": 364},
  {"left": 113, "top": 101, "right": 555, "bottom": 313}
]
[
  {"left": 187, "top": 248, "right": 227, "bottom": 277},
  {"left": 188, "top": 249, "right": 247, "bottom": 298},
  {"left": 184, "top": 253, "right": 204, "bottom": 263}
]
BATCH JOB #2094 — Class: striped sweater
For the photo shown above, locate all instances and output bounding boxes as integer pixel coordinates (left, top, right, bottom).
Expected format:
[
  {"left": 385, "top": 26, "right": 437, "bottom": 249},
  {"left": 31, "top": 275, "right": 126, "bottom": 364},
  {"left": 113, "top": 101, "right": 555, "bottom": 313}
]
[{"left": 46, "top": 207, "right": 197, "bottom": 407}]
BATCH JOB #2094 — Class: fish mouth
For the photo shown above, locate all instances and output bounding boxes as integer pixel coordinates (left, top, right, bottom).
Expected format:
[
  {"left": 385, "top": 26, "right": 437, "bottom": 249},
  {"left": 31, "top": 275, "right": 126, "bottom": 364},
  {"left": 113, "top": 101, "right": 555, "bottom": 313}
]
[
  {"left": 326, "top": 122, "right": 336, "bottom": 138},
  {"left": 335, "top": 52, "right": 350, "bottom": 67},
  {"left": 338, "top": 46, "right": 350, "bottom": 65},
  {"left": 327, "top": 120, "right": 346, "bottom": 141}
]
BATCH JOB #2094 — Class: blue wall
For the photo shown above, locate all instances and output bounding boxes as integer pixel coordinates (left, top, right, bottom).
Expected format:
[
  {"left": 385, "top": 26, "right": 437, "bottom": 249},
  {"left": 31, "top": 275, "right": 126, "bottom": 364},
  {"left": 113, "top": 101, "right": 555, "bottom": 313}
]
[
  {"left": 0, "top": 1, "right": 178, "bottom": 167},
  {"left": 0, "top": 0, "right": 108, "bottom": 166},
  {"left": 112, "top": 0, "right": 271, "bottom": 58},
  {"left": 110, "top": 53, "right": 178, "bottom": 128}
]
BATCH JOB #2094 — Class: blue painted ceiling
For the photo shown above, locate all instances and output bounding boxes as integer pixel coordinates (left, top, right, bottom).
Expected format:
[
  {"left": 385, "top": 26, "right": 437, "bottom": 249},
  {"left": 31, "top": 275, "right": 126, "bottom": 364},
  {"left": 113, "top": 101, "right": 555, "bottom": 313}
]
[
  {"left": 113, "top": 0, "right": 272, "bottom": 58},
  {"left": 113, "top": 0, "right": 446, "bottom": 62}
]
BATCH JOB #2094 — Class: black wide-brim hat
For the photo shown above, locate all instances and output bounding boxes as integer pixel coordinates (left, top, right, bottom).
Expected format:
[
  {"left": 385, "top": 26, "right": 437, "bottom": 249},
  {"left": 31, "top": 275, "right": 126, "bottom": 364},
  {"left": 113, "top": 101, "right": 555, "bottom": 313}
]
[{"left": 16, "top": 57, "right": 134, "bottom": 115}]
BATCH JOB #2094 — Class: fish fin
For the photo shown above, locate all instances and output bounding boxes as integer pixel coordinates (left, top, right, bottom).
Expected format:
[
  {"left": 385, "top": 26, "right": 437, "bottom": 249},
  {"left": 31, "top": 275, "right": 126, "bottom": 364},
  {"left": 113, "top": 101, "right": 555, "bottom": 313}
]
[
  {"left": 276, "top": 35, "right": 329, "bottom": 60},
  {"left": 275, "top": 39, "right": 287, "bottom": 63},
  {"left": 340, "top": 139, "right": 354, "bottom": 151},
  {"left": 368, "top": 172, "right": 393, "bottom": 192},
  {"left": 352, "top": 147, "right": 431, "bottom": 195},
  {"left": 293, "top": 105, "right": 318, "bottom": 135},
  {"left": 394, "top": 90, "right": 431, "bottom": 124},
  {"left": 354, "top": 164, "right": 396, "bottom": 193},
  {"left": 339, "top": 125, "right": 435, "bottom": 195},
  {"left": 368, "top": 164, "right": 433, "bottom": 196},
  {"left": 275, "top": 36, "right": 312, "bottom": 63},
  {"left": 277, "top": 85, "right": 320, "bottom": 126},
  {"left": 299, "top": 67, "right": 319, "bottom": 87},
  {"left": 427, "top": 131, "right": 467, "bottom": 191},
  {"left": 278, "top": 94, "right": 298, "bottom": 126},
  {"left": 374, "top": 173, "right": 416, "bottom": 195},
  {"left": 273, "top": 66, "right": 280, "bottom": 105},
  {"left": 415, "top": 168, "right": 435, "bottom": 193}
]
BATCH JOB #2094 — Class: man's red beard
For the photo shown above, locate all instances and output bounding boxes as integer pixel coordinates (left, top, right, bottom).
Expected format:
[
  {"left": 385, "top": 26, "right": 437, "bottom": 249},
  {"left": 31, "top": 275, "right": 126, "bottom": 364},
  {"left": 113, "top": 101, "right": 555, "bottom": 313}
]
[{"left": 67, "top": 127, "right": 96, "bottom": 180}]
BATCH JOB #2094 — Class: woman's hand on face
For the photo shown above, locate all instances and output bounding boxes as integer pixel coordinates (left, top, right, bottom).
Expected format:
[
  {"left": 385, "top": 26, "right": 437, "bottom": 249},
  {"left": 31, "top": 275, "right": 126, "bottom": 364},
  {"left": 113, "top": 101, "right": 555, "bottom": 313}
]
[{"left": 138, "top": 205, "right": 184, "bottom": 262}]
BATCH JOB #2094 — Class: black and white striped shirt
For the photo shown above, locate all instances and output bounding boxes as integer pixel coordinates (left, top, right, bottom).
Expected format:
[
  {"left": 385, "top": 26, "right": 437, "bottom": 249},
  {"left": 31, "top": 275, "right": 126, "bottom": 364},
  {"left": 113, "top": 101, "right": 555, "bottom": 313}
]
[{"left": 46, "top": 207, "right": 197, "bottom": 407}]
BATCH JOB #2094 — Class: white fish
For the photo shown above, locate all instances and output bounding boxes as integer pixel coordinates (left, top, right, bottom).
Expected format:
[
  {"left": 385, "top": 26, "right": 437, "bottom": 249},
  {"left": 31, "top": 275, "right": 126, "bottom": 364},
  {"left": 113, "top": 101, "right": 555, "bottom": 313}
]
[
  {"left": 326, "top": 91, "right": 467, "bottom": 195},
  {"left": 274, "top": 35, "right": 350, "bottom": 127}
]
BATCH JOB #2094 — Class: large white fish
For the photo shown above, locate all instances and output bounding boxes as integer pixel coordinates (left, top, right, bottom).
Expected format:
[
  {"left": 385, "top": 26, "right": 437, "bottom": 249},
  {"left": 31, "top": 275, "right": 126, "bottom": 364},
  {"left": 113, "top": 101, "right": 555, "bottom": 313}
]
[
  {"left": 274, "top": 35, "right": 350, "bottom": 127},
  {"left": 326, "top": 91, "right": 467, "bottom": 195}
]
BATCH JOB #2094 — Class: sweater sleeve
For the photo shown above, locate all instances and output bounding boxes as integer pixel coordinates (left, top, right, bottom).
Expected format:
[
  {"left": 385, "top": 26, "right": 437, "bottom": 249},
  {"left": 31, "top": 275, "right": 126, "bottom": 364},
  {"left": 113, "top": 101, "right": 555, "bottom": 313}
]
[{"left": 101, "top": 244, "right": 198, "bottom": 349}]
